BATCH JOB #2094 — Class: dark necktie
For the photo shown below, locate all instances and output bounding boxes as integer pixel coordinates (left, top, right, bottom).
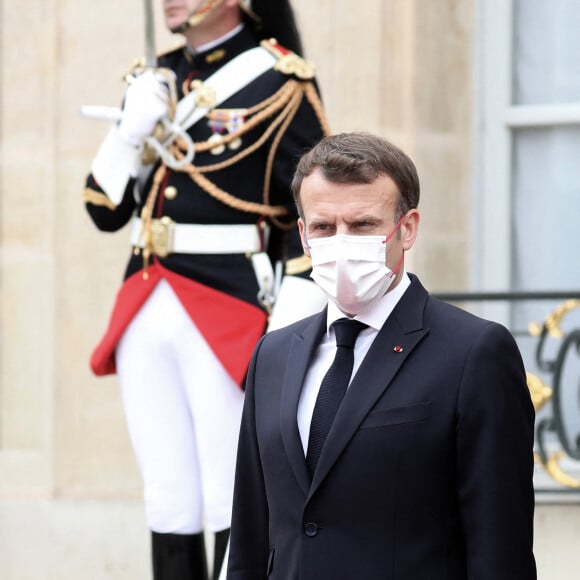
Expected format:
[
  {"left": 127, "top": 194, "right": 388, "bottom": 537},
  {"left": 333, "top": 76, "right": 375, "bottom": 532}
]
[{"left": 306, "top": 318, "right": 367, "bottom": 478}]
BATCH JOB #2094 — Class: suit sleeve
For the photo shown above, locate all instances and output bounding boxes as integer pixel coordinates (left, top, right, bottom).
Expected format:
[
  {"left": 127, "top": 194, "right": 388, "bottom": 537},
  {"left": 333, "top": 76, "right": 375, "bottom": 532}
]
[
  {"left": 227, "top": 336, "right": 270, "bottom": 580},
  {"left": 456, "top": 322, "right": 537, "bottom": 579}
]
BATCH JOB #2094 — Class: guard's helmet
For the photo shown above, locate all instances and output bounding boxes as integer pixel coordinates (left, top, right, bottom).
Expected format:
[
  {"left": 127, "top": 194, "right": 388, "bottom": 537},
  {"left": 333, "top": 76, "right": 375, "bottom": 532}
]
[{"left": 240, "top": 0, "right": 304, "bottom": 56}]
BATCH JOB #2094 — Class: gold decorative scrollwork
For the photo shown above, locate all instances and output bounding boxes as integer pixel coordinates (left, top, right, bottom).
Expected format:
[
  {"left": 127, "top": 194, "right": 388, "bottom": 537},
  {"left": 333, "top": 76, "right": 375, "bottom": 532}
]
[
  {"left": 528, "top": 299, "right": 580, "bottom": 489},
  {"left": 526, "top": 372, "right": 552, "bottom": 412},
  {"left": 535, "top": 451, "right": 580, "bottom": 489},
  {"left": 529, "top": 299, "right": 580, "bottom": 338}
]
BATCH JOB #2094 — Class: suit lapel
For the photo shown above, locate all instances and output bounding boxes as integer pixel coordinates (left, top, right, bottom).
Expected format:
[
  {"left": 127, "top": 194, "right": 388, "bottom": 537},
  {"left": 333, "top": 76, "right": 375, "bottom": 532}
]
[
  {"left": 280, "top": 310, "right": 327, "bottom": 495},
  {"left": 308, "top": 276, "right": 430, "bottom": 498}
]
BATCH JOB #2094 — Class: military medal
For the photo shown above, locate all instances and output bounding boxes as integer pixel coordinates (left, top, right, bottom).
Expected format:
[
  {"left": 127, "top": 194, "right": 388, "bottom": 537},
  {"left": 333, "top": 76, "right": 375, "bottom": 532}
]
[
  {"left": 228, "top": 137, "right": 242, "bottom": 150},
  {"left": 207, "top": 133, "right": 226, "bottom": 155},
  {"left": 207, "top": 109, "right": 246, "bottom": 154}
]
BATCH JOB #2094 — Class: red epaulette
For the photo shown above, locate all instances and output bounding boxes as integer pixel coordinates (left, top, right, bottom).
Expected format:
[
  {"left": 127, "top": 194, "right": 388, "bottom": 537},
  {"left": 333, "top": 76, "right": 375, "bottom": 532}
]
[{"left": 260, "top": 38, "right": 316, "bottom": 80}]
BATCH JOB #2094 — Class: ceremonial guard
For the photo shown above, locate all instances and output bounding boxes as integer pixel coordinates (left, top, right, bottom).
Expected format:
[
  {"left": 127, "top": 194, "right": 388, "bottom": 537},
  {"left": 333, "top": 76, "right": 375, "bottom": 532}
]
[{"left": 82, "top": 1, "right": 329, "bottom": 578}]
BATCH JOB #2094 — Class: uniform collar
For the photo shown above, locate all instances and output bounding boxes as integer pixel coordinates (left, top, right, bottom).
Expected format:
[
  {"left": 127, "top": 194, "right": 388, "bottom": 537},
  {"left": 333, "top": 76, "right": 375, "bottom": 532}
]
[{"left": 183, "top": 24, "right": 257, "bottom": 70}]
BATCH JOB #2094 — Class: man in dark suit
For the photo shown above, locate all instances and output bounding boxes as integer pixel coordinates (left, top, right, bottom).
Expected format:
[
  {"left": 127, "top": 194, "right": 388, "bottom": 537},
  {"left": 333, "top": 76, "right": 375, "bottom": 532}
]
[{"left": 226, "top": 131, "right": 537, "bottom": 580}]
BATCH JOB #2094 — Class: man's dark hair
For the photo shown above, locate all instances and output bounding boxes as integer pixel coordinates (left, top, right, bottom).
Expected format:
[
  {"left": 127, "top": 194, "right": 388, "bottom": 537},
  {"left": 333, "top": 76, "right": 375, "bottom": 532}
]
[
  {"left": 245, "top": 0, "right": 304, "bottom": 56},
  {"left": 291, "top": 131, "right": 420, "bottom": 220}
]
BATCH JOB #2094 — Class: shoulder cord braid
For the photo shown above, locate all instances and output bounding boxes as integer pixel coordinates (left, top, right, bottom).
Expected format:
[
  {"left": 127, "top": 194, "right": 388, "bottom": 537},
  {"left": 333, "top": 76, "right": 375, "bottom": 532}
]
[
  {"left": 265, "top": 81, "right": 332, "bottom": 230},
  {"left": 137, "top": 80, "right": 326, "bottom": 267},
  {"left": 263, "top": 82, "right": 307, "bottom": 231},
  {"left": 142, "top": 79, "right": 309, "bottom": 217},
  {"left": 304, "top": 82, "right": 331, "bottom": 138},
  {"left": 186, "top": 80, "right": 304, "bottom": 228}
]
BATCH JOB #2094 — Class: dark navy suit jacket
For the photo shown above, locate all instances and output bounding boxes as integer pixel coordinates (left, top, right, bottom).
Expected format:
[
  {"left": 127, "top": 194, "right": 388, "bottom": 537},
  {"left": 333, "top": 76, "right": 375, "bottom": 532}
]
[{"left": 227, "top": 274, "right": 537, "bottom": 580}]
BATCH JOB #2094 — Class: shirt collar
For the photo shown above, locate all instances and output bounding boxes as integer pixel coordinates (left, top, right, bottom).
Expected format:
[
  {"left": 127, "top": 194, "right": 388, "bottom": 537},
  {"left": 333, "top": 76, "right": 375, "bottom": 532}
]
[{"left": 326, "top": 270, "right": 411, "bottom": 333}]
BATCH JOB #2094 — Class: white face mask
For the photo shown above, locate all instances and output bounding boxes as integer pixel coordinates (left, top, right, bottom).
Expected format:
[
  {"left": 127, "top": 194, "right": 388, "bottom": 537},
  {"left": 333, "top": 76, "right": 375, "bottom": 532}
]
[{"left": 307, "top": 234, "right": 398, "bottom": 315}]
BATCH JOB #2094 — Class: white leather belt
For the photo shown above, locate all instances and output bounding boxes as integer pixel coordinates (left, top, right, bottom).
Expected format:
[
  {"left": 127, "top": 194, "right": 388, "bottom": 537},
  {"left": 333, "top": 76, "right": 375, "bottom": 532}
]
[{"left": 130, "top": 216, "right": 262, "bottom": 256}]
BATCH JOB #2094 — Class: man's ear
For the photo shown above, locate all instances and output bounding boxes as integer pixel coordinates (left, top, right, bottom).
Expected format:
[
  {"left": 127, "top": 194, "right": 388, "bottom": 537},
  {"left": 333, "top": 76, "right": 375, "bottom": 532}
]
[
  {"left": 401, "top": 209, "right": 420, "bottom": 251},
  {"left": 297, "top": 217, "right": 311, "bottom": 257}
]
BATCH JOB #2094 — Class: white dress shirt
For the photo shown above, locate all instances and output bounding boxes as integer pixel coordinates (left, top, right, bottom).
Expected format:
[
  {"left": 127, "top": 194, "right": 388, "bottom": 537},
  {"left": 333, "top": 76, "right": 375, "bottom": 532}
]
[{"left": 297, "top": 272, "right": 411, "bottom": 454}]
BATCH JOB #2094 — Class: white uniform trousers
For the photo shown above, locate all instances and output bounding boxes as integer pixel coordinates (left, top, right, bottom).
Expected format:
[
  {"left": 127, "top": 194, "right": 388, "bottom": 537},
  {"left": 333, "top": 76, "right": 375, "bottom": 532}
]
[{"left": 116, "top": 278, "right": 245, "bottom": 534}]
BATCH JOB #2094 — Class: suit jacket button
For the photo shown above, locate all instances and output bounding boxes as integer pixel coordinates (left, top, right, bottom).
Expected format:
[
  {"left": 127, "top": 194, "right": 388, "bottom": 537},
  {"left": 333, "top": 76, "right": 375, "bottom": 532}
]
[{"left": 304, "top": 522, "right": 318, "bottom": 537}]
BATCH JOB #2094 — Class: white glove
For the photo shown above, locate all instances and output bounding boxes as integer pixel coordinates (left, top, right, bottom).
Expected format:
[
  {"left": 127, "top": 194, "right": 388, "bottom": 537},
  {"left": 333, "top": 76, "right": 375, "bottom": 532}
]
[{"left": 118, "top": 70, "right": 171, "bottom": 147}]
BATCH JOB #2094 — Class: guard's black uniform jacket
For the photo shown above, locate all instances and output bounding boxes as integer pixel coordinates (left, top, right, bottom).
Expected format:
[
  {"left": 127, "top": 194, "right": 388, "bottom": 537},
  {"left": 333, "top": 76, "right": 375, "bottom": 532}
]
[{"left": 84, "top": 26, "right": 329, "bottom": 384}]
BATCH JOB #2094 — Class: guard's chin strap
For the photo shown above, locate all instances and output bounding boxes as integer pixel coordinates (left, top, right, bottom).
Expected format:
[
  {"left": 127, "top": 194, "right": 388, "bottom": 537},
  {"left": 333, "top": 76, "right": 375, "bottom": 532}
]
[{"left": 171, "top": 0, "right": 226, "bottom": 33}]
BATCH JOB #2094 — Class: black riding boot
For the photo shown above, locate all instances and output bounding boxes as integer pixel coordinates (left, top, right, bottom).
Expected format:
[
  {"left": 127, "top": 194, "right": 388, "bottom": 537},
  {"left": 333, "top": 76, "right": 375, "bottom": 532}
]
[
  {"left": 152, "top": 531, "right": 208, "bottom": 580},
  {"left": 212, "top": 528, "right": 230, "bottom": 580}
]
